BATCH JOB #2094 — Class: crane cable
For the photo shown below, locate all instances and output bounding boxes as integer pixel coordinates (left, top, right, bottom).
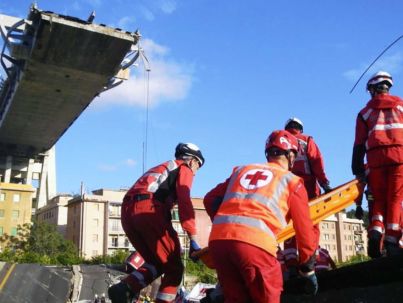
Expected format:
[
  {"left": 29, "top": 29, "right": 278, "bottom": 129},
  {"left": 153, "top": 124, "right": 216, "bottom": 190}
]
[{"left": 349, "top": 35, "right": 403, "bottom": 94}]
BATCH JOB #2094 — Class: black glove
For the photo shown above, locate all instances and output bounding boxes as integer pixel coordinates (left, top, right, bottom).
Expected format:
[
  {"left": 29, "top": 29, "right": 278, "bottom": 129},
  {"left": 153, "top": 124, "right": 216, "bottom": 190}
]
[
  {"left": 355, "top": 205, "right": 364, "bottom": 220},
  {"left": 321, "top": 182, "right": 332, "bottom": 194},
  {"left": 189, "top": 240, "right": 201, "bottom": 262},
  {"left": 301, "top": 271, "right": 318, "bottom": 295},
  {"left": 288, "top": 265, "right": 299, "bottom": 279}
]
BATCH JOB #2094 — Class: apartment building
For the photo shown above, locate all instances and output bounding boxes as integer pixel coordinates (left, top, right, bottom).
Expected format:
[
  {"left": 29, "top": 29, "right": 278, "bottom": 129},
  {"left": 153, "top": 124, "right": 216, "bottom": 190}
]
[
  {"left": 65, "top": 189, "right": 132, "bottom": 259},
  {"left": 0, "top": 182, "right": 35, "bottom": 250},
  {"left": 36, "top": 194, "right": 72, "bottom": 237},
  {"left": 318, "top": 211, "right": 367, "bottom": 262},
  {"left": 172, "top": 198, "right": 212, "bottom": 250}
]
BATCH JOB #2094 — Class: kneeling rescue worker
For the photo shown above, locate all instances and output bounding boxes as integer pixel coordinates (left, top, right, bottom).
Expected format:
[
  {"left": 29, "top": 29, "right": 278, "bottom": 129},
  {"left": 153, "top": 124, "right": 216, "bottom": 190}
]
[
  {"left": 108, "top": 143, "right": 204, "bottom": 303},
  {"left": 203, "top": 130, "right": 318, "bottom": 303}
]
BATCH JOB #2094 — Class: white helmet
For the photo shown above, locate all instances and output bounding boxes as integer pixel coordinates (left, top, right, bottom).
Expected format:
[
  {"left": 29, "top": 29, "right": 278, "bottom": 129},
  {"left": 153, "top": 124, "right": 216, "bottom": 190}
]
[
  {"left": 284, "top": 117, "right": 304, "bottom": 132},
  {"left": 175, "top": 142, "right": 205, "bottom": 167},
  {"left": 366, "top": 71, "right": 393, "bottom": 89}
]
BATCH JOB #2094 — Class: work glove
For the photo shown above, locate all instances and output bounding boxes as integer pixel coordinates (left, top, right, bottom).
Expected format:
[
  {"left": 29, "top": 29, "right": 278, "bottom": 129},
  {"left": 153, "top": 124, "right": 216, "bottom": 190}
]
[
  {"left": 355, "top": 205, "right": 364, "bottom": 220},
  {"left": 320, "top": 182, "right": 332, "bottom": 194},
  {"left": 189, "top": 239, "right": 201, "bottom": 262},
  {"left": 300, "top": 271, "right": 318, "bottom": 295}
]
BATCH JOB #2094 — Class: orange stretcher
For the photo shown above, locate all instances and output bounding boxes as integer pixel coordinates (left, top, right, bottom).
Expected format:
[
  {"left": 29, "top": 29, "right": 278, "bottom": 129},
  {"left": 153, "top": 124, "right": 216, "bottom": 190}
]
[{"left": 192, "top": 179, "right": 366, "bottom": 269}]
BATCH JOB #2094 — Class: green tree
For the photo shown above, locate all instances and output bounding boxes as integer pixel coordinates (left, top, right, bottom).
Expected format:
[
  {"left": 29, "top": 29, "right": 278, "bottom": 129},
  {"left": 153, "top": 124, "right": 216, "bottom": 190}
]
[{"left": 0, "top": 221, "right": 81, "bottom": 265}]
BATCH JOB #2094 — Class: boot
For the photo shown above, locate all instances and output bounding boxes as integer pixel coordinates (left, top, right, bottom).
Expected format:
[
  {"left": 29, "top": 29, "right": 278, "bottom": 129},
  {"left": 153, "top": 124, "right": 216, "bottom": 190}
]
[
  {"left": 368, "top": 230, "right": 382, "bottom": 259},
  {"left": 108, "top": 281, "right": 139, "bottom": 303},
  {"left": 384, "top": 241, "right": 402, "bottom": 257}
]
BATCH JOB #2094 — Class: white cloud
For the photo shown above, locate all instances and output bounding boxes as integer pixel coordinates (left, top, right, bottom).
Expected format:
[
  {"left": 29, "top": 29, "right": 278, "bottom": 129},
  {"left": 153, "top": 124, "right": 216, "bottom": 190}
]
[
  {"left": 140, "top": 5, "right": 155, "bottom": 21},
  {"left": 344, "top": 52, "right": 403, "bottom": 82},
  {"left": 158, "top": 0, "right": 177, "bottom": 14},
  {"left": 126, "top": 158, "right": 137, "bottom": 166},
  {"left": 97, "top": 38, "right": 193, "bottom": 108}
]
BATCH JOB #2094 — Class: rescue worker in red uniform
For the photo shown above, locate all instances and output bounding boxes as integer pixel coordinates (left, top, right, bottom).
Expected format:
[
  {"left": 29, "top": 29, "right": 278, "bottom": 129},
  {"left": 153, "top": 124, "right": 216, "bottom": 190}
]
[
  {"left": 283, "top": 118, "right": 331, "bottom": 275},
  {"left": 352, "top": 71, "right": 403, "bottom": 258},
  {"left": 108, "top": 143, "right": 205, "bottom": 303},
  {"left": 314, "top": 246, "right": 336, "bottom": 273},
  {"left": 203, "top": 130, "right": 318, "bottom": 303}
]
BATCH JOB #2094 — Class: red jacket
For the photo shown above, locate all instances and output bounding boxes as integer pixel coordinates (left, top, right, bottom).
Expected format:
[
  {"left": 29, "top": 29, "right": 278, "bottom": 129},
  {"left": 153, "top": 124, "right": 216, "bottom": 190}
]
[
  {"left": 125, "top": 159, "right": 197, "bottom": 236},
  {"left": 287, "top": 129, "right": 329, "bottom": 197},
  {"left": 352, "top": 94, "right": 403, "bottom": 174},
  {"left": 204, "top": 162, "right": 317, "bottom": 264}
]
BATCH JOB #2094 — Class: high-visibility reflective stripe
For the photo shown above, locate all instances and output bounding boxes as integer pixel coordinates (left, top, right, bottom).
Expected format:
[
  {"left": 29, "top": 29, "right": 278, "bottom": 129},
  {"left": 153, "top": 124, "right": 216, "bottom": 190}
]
[
  {"left": 384, "top": 235, "right": 398, "bottom": 244},
  {"left": 369, "top": 226, "right": 384, "bottom": 233},
  {"left": 368, "top": 123, "right": 403, "bottom": 135},
  {"left": 295, "top": 138, "right": 311, "bottom": 174},
  {"left": 147, "top": 160, "right": 178, "bottom": 192},
  {"left": 142, "top": 262, "right": 158, "bottom": 279},
  {"left": 397, "top": 105, "right": 403, "bottom": 113},
  {"left": 361, "top": 108, "right": 373, "bottom": 121},
  {"left": 224, "top": 192, "right": 287, "bottom": 228},
  {"left": 222, "top": 168, "right": 292, "bottom": 228},
  {"left": 156, "top": 292, "right": 177, "bottom": 301},
  {"left": 315, "top": 265, "right": 330, "bottom": 270},
  {"left": 372, "top": 214, "right": 383, "bottom": 222},
  {"left": 213, "top": 215, "right": 275, "bottom": 239},
  {"left": 386, "top": 223, "right": 400, "bottom": 230},
  {"left": 130, "top": 271, "right": 147, "bottom": 287}
]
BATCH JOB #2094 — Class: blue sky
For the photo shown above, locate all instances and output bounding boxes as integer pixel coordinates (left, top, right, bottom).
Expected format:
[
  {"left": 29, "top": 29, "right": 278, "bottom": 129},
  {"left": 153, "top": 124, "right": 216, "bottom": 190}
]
[{"left": 1, "top": 1, "right": 402, "bottom": 211}]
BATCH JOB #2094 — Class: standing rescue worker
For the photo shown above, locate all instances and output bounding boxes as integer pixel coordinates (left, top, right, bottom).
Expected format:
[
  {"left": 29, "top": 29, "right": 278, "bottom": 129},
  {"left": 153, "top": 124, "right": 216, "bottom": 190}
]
[
  {"left": 108, "top": 143, "right": 205, "bottom": 303},
  {"left": 283, "top": 118, "right": 331, "bottom": 274},
  {"left": 203, "top": 130, "right": 318, "bottom": 303},
  {"left": 352, "top": 71, "right": 403, "bottom": 258}
]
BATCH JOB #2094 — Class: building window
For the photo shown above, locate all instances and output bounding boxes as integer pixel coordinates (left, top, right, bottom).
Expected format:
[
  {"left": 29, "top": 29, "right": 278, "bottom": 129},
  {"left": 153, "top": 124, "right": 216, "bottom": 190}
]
[
  {"left": 172, "top": 210, "right": 179, "bottom": 221},
  {"left": 13, "top": 194, "right": 21, "bottom": 203},
  {"left": 0, "top": 210, "right": 4, "bottom": 218},
  {"left": 0, "top": 226, "right": 3, "bottom": 235},
  {"left": 111, "top": 236, "right": 118, "bottom": 247},
  {"left": 124, "top": 238, "right": 130, "bottom": 247},
  {"left": 111, "top": 219, "right": 120, "bottom": 232},
  {"left": 92, "top": 234, "right": 98, "bottom": 242},
  {"left": 11, "top": 227, "right": 17, "bottom": 236},
  {"left": 0, "top": 193, "right": 5, "bottom": 201},
  {"left": 12, "top": 210, "right": 19, "bottom": 219},
  {"left": 323, "top": 234, "right": 329, "bottom": 240}
]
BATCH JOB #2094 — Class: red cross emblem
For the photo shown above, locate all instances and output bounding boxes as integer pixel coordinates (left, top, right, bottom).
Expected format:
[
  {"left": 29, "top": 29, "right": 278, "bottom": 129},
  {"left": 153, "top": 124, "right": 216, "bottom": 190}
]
[
  {"left": 240, "top": 168, "right": 273, "bottom": 189},
  {"left": 245, "top": 170, "right": 268, "bottom": 185}
]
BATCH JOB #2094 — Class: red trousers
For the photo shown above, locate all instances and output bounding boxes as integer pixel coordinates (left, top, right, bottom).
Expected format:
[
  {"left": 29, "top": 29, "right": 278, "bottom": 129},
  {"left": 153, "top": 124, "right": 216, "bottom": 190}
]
[
  {"left": 121, "top": 198, "right": 183, "bottom": 303},
  {"left": 209, "top": 240, "right": 283, "bottom": 303},
  {"left": 368, "top": 164, "right": 403, "bottom": 243}
]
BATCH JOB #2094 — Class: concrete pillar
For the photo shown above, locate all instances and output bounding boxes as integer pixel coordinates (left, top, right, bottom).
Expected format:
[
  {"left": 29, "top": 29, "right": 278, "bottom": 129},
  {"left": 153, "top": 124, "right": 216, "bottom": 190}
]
[
  {"left": 46, "top": 146, "right": 56, "bottom": 199},
  {"left": 335, "top": 212, "right": 345, "bottom": 262},
  {"left": 4, "top": 155, "right": 12, "bottom": 183},
  {"left": 26, "top": 158, "right": 34, "bottom": 185}
]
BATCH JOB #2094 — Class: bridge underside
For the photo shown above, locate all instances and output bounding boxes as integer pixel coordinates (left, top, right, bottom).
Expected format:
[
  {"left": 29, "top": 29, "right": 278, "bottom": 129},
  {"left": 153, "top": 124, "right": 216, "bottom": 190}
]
[{"left": 0, "top": 7, "right": 138, "bottom": 158}]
